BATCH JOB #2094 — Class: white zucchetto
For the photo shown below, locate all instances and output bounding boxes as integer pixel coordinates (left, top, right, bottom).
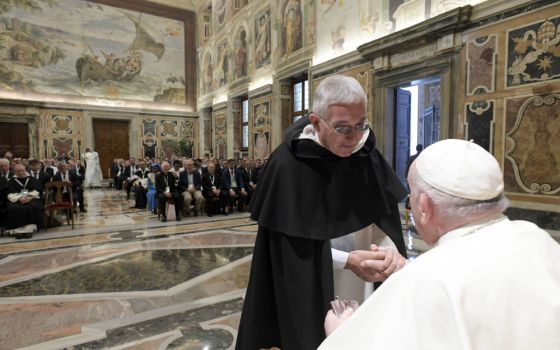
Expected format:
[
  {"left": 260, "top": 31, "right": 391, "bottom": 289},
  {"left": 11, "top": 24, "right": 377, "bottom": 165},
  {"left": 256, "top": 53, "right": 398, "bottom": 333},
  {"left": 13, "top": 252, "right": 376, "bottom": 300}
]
[{"left": 415, "top": 139, "right": 504, "bottom": 200}]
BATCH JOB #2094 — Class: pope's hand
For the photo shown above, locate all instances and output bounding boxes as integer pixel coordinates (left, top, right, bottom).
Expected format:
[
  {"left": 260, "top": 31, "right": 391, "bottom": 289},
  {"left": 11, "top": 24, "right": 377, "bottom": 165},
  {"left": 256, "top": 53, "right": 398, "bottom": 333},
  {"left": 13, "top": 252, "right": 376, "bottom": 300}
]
[
  {"left": 361, "top": 244, "right": 407, "bottom": 280},
  {"left": 345, "top": 249, "right": 387, "bottom": 282},
  {"left": 324, "top": 308, "right": 354, "bottom": 336}
]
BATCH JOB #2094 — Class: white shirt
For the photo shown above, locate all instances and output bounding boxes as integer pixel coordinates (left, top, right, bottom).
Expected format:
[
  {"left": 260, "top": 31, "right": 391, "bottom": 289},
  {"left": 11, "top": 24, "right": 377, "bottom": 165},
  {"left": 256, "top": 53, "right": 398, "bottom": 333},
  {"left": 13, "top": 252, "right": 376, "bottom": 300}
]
[{"left": 319, "top": 215, "right": 560, "bottom": 350}]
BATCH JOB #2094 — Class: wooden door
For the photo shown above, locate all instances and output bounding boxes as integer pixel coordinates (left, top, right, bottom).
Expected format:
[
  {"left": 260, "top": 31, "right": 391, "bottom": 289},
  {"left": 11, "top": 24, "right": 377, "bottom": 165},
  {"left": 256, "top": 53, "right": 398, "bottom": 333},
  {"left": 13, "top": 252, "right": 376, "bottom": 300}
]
[
  {"left": 0, "top": 122, "right": 29, "bottom": 158},
  {"left": 395, "top": 88, "right": 411, "bottom": 186},
  {"left": 93, "top": 119, "right": 129, "bottom": 178}
]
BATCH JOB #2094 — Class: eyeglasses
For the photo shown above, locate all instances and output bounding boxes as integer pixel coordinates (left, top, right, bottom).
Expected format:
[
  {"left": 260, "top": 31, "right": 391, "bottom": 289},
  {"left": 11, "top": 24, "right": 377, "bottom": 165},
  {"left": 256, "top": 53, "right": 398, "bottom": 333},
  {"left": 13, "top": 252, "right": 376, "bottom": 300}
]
[{"left": 319, "top": 116, "right": 370, "bottom": 136}]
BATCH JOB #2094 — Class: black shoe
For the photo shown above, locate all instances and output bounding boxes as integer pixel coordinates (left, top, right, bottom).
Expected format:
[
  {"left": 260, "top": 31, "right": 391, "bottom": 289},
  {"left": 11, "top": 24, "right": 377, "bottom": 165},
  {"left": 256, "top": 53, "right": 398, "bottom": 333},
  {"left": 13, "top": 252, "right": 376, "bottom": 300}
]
[
  {"left": 176, "top": 215, "right": 182, "bottom": 221},
  {"left": 23, "top": 232, "right": 33, "bottom": 239},
  {"left": 161, "top": 216, "right": 167, "bottom": 222},
  {"left": 194, "top": 211, "right": 199, "bottom": 217},
  {"left": 80, "top": 208, "right": 87, "bottom": 213},
  {"left": 208, "top": 213, "right": 213, "bottom": 217}
]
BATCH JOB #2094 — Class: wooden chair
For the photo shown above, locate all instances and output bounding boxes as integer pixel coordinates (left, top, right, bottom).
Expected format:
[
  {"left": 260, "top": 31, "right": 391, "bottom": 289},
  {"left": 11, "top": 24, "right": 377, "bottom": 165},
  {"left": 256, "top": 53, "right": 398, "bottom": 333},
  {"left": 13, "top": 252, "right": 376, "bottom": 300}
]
[{"left": 44, "top": 181, "right": 75, "bottom": 231}]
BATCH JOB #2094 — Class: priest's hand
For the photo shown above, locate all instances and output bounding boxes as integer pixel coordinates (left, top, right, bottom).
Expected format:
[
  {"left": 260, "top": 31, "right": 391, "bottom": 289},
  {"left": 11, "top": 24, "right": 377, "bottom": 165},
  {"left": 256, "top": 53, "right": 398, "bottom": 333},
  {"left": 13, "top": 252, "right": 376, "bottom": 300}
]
[
  {"left": 345, "top": 249, "right": 387, "bottom": 282},
  {"left": 361, "top": 244, "right": 407, "bottom": 280},
  {"left": 324, "top": 308, "right": 354, "bottom": 336}
]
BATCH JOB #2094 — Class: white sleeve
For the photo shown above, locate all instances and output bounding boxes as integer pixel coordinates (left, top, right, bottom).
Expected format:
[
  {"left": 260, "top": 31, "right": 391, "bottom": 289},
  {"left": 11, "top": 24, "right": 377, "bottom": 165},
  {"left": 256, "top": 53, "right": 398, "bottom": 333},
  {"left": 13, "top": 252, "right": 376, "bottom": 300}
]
[{"left": 331, "top": 248, "right": 349, "bottom": 270}]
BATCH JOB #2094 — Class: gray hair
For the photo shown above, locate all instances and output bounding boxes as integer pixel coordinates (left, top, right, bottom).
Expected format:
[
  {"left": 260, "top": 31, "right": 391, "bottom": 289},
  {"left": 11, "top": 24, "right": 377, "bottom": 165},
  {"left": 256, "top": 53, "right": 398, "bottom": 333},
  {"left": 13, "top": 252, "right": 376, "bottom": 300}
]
[
  {"left": 312, "top": 75, "right": 367, "bottom": 119},
  {"left": 0, "top": 158, "right": 8, "bottom": 165},
  {"left": 409, "top": 164, "right": 509, "bottom": 222}
]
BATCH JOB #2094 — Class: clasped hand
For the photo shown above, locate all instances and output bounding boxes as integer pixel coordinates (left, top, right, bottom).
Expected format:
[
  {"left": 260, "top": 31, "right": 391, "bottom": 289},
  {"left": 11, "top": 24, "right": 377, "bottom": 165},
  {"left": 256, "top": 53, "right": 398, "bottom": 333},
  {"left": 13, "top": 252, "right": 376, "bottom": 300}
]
[{"left": 345, "top": 244, "right": 406, "bottom": 282}]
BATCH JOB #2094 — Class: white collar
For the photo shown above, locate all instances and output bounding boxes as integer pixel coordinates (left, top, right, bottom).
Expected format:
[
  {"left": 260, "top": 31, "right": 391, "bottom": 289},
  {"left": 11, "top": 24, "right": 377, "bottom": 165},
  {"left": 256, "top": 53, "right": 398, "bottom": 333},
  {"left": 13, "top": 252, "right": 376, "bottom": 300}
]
[
  {"left": 436, "top": 214, "right": 507, "bottom": 247},
  {"left": 298, "top": 124, "right": 369, "bottom": 154}
]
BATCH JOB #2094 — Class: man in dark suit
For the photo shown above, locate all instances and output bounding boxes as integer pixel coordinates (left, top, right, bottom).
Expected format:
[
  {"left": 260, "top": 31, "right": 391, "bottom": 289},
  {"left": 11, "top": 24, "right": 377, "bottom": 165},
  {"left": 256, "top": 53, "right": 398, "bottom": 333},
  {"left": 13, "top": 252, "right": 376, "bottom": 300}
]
[
  {"left": 238, "top": 157, "right": 256, "bottom": 209},
  {"left": 110, "top": 159, "right": 123, "bottom": 190},
  {"left": 0, "top": 158, "right": 13, "bottom": 180},
  {"left": 123, "top": 159, "right": 137, "bottom": 200},
  {"left": 222, "top": 159, "right": 247, "bottom": 213},
  {"left": 253, "top": 158, "right": 263, "bottom": 185},
  {"left": 54, "top": 162, "right": 86, "bottom": 212},
  {"left": 43, "top": 159, "right": 58, "bottom": 178},
  {"left": 202, "top": 161, "right": 226, "bottom": 216},
  {"left": 28, "top": 159, "right": 51, "bottom": 195},
  {"left": 179, "top": 159, "right": 204, "bottom": 216},
  {"left": 155, "top": 161, "right": 182, "bottom": 222}
]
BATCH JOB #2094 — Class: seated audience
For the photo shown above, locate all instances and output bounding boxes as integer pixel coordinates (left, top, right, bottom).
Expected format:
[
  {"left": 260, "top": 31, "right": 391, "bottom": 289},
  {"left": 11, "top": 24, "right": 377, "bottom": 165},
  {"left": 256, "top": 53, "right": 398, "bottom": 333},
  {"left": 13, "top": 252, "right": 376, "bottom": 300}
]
[
  {"left": 179, "top": 159, "right": 204, "bottom": 216},
  {"left": 222, "top": 159, "right": 247, "bottom": 214},
  {"left": 320, "top": 139, "right": 560, "bottom": 349},
  {"left": 28, "top": 159, "right": 51, "bottom": 194},
  {"left": 156, "top": 161, "right": 182, "bottom": 222},
  {"left": 123, "top": 159, "right": 137, "bottom": 200},
  {"left": 0, "top": 158, "right": 13, "bottom": 180},
  {"left": 146, "top": 165, "right": 159, "bottom": 214},
  {"left": 53, "top": 162, "right": 86, "bottom": 213},
  {"left": 202, "top": 162, "right": 226, "bottom": 216},
  {"left": 132, "top": 161, "right": 150, "bottom": 209},
  {"left": 5, "top": 164, "right": 43, "bottom": 239}
]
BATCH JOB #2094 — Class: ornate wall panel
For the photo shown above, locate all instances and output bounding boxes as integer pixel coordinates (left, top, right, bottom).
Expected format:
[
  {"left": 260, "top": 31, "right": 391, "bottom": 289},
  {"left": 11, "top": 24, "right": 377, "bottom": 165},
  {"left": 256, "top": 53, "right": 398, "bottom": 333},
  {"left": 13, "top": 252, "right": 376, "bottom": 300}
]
[
  {"left": 504, "top": 93, "right": 560, "bottom": 197},
  {"left": 506, "top": 17, "right": 560, "bottom": 88},
  {"left": 466, "top": 35, "right": 497, "bottom": 95},
  {"left": 39, "top": 110, "right": 84, "bottom": 160},
  {"left": 140, "top": 116, "right": 198, "bottom": 158},
  {"left": 213, "top": 110, "right": 227, "bottom": 159},
  {"left": 250, "top": 95, "right": 272, "bottom": 160},
  {"left": 465, "top": 100, "right": 494, "bottom": 152}
]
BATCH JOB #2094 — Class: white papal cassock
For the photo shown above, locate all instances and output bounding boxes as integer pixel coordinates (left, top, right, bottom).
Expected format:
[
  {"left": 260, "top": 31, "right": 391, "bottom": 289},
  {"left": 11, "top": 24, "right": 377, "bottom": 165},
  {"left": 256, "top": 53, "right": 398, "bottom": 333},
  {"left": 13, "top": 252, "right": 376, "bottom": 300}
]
[{"left": 319, "top": 214, "right": 560, "bottom": 350}]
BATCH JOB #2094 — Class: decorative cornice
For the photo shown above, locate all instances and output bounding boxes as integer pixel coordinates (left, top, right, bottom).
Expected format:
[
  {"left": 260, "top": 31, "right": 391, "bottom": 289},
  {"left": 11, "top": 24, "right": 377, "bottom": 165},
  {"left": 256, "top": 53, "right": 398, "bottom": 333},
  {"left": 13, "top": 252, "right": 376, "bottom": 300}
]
[
  {"left": 248, "top": 84, "right": 272, "bottom": 99},
  {"left": 358, "top": 6, "right": 472, "bottom": 59},
  {"left": 311, "top": 50, "right": 368, "bottom": 78}
]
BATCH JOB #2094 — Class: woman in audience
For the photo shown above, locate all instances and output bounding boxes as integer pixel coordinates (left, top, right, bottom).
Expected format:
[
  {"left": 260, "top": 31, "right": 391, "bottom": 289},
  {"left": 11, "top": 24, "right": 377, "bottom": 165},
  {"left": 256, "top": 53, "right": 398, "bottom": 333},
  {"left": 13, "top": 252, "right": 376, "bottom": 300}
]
[{"left": 146, "top": 164, "right": 159, "bottom": 214}]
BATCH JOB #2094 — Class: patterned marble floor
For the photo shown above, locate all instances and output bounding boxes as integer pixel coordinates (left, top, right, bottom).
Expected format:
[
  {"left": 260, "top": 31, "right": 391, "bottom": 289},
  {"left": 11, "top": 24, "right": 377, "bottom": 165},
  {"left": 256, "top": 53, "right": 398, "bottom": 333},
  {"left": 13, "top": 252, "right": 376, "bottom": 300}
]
[{"left": 0, "top": 188, "right": 428, "bottom": 350}]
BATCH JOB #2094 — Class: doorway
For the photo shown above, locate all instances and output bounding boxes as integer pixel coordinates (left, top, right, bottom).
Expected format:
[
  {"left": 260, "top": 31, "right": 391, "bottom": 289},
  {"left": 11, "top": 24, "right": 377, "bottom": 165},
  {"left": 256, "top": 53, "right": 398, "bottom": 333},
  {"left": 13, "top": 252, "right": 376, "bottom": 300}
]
[
  {"left": 93, "top": 119, "right": 130, "bottom": 178},
  {"left": 0, "top": 122, "right": 29, "bottom": 158},
  {"left": 393, "top": 77, "right": 441, "bottom": 185}
]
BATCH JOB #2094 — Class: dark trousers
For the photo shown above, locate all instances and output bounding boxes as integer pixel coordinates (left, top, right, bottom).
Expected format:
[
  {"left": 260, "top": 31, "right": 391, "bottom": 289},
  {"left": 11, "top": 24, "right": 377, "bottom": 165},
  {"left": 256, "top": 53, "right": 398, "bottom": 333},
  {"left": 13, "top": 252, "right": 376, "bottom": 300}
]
[
  {"left": 114, "top": 176, "right": 123, "bottom": 190},
  {"left": 204, "top": 191, "right": 226, "bottom": 215},
  {"left": 157, "top": 192, "right": 182, "bottom": 218},
  {"left": 227, "top": 187, "right": 248, "bottom": 212},
  {"left": 125, "top": 180, "right": 134, "bottom": 199},
  {"left": 134, "top": 186, "right": 147, "bottom": 208}
]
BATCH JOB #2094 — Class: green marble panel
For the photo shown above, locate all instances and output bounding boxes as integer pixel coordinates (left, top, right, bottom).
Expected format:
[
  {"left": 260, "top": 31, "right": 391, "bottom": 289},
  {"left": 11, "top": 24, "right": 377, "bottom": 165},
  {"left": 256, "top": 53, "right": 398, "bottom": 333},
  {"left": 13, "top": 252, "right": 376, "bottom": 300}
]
[{"left": 0, "top": 248, "right": 252, "bottom": 297}]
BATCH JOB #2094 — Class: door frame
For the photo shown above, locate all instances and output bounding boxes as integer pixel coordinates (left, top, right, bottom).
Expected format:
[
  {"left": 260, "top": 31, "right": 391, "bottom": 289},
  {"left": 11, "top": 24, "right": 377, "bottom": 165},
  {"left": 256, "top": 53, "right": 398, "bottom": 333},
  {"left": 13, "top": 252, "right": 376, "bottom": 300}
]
[
  {"left": 371, "top": 53, "right": 460, "bottom": 163},
  {"left": 85, "top": 111, "right": 139, "bottom": 159},
  {"left": 0, "top": 114, "right": 39, "bottom": 158}
]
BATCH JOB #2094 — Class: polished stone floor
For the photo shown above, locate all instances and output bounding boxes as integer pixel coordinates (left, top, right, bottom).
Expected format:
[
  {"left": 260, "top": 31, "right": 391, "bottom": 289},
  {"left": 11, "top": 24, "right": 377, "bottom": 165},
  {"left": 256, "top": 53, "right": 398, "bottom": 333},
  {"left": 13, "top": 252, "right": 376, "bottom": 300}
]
[{"left": 4, "top": 187, "right": 555, "bottom": 349}]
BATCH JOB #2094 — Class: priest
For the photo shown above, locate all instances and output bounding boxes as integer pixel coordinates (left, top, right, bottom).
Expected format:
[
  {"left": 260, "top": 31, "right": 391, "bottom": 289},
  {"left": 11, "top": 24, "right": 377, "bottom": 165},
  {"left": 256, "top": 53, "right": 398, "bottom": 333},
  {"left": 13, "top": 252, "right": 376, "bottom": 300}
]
[
  {"left": 236, "top": 75, "right": 407, "bottom": 350},
  {"left": 5, "top": 164, "right": 43, "bottom": 239},
  {"left": 320, "top": 139, "right": 560, "bottom": 349}
]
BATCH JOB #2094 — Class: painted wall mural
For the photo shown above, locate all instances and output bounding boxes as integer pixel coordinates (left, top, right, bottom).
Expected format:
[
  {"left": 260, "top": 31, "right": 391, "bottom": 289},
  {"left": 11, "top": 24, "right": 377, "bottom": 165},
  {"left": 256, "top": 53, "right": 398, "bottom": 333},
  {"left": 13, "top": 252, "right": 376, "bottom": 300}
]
[
  {"left": 233, "top": 28, "right": 247, "bottom": 79},
  {"left": 504, "top": 94, "right": 560, "bottom": 196},
  {"left": 38, "top": 109, "right": 83, "bottom": 160},
  {"left": 255, "top": 9, "right": 271, "bottom": 69},
  {"left": 280, "top": 0, "right": 303, "bottom": 56},
  {"left": 314, "top": 0, "right": 487, "bottom": 64},
  {"left": 203, "top": 53, "right": 214, "bottom": 94},
  {"left": 250, "top": 96, "right": 271, "bottom": 160},
  {"left": 217, "top": 40, "right": 230, "bottom": 86},
  {"left": 466, "top": 35, "right": 497, "bottom": 95},
  {"left": 0, "top": 0, "right": 187, "bottom": 104},
  {"left": 507, "top": 17, "right": 560, "bottom": 88}
]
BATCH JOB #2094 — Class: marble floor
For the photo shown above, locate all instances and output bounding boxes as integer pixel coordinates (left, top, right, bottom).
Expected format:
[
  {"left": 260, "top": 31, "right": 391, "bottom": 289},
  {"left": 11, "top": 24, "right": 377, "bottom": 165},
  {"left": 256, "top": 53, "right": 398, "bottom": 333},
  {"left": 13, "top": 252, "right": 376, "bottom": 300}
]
[{"left": 0, "top": 187, "right": 436, "bottom": 349}]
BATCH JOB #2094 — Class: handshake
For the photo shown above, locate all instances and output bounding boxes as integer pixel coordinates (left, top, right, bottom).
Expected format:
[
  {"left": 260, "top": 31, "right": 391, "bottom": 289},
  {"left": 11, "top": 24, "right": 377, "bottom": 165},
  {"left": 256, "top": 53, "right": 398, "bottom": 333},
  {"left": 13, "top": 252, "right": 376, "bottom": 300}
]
[{"left": 345, "top": 244, "right": 407, "bottom": 282}]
